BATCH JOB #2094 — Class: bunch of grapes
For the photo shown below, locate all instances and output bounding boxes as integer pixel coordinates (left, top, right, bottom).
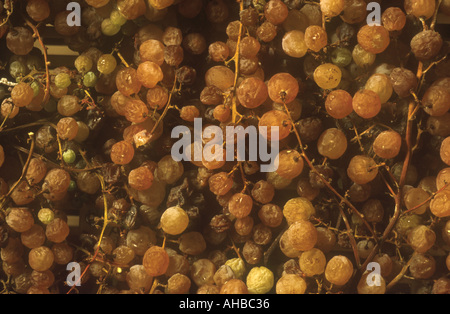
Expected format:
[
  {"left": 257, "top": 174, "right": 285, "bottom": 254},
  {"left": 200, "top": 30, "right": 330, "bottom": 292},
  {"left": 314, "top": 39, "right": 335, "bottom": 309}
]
[{"left": 0, "top": 0, "right": 449, "bottom": 295}]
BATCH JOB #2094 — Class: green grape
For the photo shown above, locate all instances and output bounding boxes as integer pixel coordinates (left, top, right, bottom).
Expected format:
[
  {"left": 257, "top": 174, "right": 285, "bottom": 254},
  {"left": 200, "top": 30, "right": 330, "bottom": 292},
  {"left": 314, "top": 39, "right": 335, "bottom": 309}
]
[
  {"left": 110, "top": 10, "right": 127, "bottom": 26},
  {"left": 97, "top": 55, "right": 117, "bottom": 75},
  {"left": 63, "top": 149, "right": 76, "bottom": 164},
  {"left": 83, "top": 72, "right": 98, "bottom": 87},
  {"left": 9, "top": 60, "right": 29, "bottom": 79},
  {"left": 38, "top": 208, "right": 55, "bottom": 225},
  {"left": 331, "top": 47, "right": 352, "bottom": 68},
  {"left": 74, "top": 55, "right": 93, "bottom": 73},
  {"left": 68, "top": 180, "right": 77, "bottom": 192},
  {"left": 30, "top": 81, "right": 41, "bottom": 97},
  {"left": 54, "top": 73, "right": 72, "bottom": 89},
  {"left": 101, "top": 18, "right": 121, "bottom": 36}
]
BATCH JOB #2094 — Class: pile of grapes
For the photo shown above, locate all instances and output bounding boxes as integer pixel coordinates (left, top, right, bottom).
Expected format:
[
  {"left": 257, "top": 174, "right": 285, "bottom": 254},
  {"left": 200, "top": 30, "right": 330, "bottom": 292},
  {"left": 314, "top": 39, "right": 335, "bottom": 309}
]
[{"left": 0, "top": 0, "right": 449, "bottom": 294}]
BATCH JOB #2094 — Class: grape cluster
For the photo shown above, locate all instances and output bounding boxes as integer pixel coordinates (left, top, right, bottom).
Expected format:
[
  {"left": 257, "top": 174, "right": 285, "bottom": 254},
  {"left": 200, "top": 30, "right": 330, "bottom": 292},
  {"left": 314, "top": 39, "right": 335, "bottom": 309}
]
[{"left": 0, "top": 0, "right": 449, "bottom": 295}]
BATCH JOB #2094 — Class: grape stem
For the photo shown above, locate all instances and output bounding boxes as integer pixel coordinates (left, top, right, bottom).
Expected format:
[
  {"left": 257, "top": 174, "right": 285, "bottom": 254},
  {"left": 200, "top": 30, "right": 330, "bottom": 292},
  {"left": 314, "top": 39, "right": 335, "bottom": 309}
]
[
  {"left": 24, "top": 17, "right": 50, "bottom": 106},
  {"left": 0, "top": 132, "right": 35, "bottom": 213},
  {"left": 281, "top": 101, "right": 372, "bottom": 266}
]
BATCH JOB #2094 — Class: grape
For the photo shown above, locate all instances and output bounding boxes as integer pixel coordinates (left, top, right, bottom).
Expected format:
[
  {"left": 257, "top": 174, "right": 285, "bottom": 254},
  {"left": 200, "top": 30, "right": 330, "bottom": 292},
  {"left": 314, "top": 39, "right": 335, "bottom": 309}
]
[
  {"left": 57, "top": 95, "right": 81, "bottom": 116},
  {"left": 240, "top": 36, "right": 260, "bottom": 59},
  {"left": 304, "top": 26, "right": 328, "bottom": 53},
  {"left": 251, "top": 180, "right": 275, "bottom": 204},
  {"left": 283, "top": 197, "right": 315, "bottom": 225},
  {"left": 340, "top": 0, "right": 367, "bottom": 24},
  {"left": 234, "top": 216, "right": 254, "bottom": 236},
  {"left": 143, "top": 246, "right": 169, "bottom": 276},
  {"left": 1, "top": 98, "right": 19, "bottom": 119},
  {"left": 28, "top": 246, "right": 54, "bottom": 272},
  {"left": 213, "top": 264, "right": 235, "bottom": 286},
  {"left": 62, "top": 149, "right": 76, "bottom": 164},
  {"left": 11, "top": 82, "right": 34, "bottom": 108},
  {"left": 264, "top": 0, "right": 289, "bottom": 25},
  {"left": 179, "top": 232, "right": 206, "bottom": 255},
  {"left": 110, "top": 10, "right": 127, "bottom": 26},
  {"left": 246, "top": 266, "right": 274, "bottom": 294},
  {"left": 365, "top": 73, "right": 393, "bottom": 104},
  {"left": 352, "top": 89, "right": 381, "bottom": 119},
  {"left": 117, "top": 0, "right": 147, "bottom": 20},
  {"left": 101, "top": 19, "right": 121, "bottom": 36},
  {"left": 110, "top": 141, "right": 135, "bottom": 165},
  {"left": 26, "top": 0, "right": 51, "bottom": 22},
  {"left": 422, "top": 86, "right": 450, "bottom": 117},
  {"left": 299, "top": 248, "right": 326, "bottom": 277},
  {"left": 137, "top": 61, "right": 163, "bottom": 89},
  {"left": 6, "top": 27, "right": 35, "bottom": 56},
  {"left": 258, "top": 110, "right": 292, "bottom": 141},
  {"left": 275, "top": 149, "right": 304, "bottom": 180},
  {"left": 209, "top": 172, "right": 233, "bottom": 196},
  {"left": 282, "top": 30, "right": 308, "bottom": 58},
  {"left": 357, "top": 272, "right": 386, "bottom": 294},
  {"left": 373, "top": 130, "right": 402, "bottom": 159},
  {"left": 276, "top": 274, "right": 307, "bottom": 294},
  {"left": 409, "top": 253, "right": 436, "bottom": 279},
  {"left": 160, "top": 206, "right": 189, "bottom": 235},
  {"left": 407, "top": 225, "right": 436, "bottom": 253},
  {"left": 258, "top": 204, "right": 283, "bottom": 228},
  {"left": 45, "top": 218, "right": 70, "bottom": 243},
  {"left": 411, "top": 30, "right": 443, "bottom": 61},
  {"left": 6, "top": 208, "right": 34, "bottom": 233},
  {"left": 205, "top": 66, "right": 235, "bottom": 92},
  {"left": 317, "top": 128, "right": 348, "bottom": 160},
  {"left": 77, "top": 171, "right": 100, "bottom": 195},
  {"left": 156, "top": 155, "right": 184, "bottom": 185},
  {"left": 191, "top": 258, "right": 216, "bottom": 287},
  {"left": 97, "top": 54, "right": 117, "bottom": 75},
  {"left": 324, "top": 255, "right": 353, "bottom": 286},
  {"left": 313, "top": 63, "right": 342, "bottom": 90},
  {"left": 257, "top": 21, "right": 277, "bottom": 43},
  {"left": 116, "top": 67, "right": 142, "bottom": 96},
  {"left": 352, "top": 44, "right": 376, "bottom": 68},
  {"left": 286, "top": 220, "right": 317, "bottom": 251},
  {"left": 382, "top": 7, "right": 407, "bottom": 32},
  {"left": 83, "top": 72, "right": 98, "bottom": 87},
  {"left": 347, "top": 155, "right": 378, "bottom": 185},
  {"left": 404, "top": 0, "right": 436, "bottom": 20},
  {"left": 325, "top": 89, "right": 353, "bottom": 119},
  {"left": 220, "top": 279, "right": 248, "bottom": 294},
  {"left": 56, "top": 117, "right": 79, "bottom": 141},
  {"left": 331, "top": 47, "right": 352, "bottom": 68},
  {"left": 268, "top": 73, "right": 299, "bottom": 104},
  {"left": 361, "top": 199, "right": 384, "bottom": 223},
  {"left": 127, "top": 265, "right": 153, "bottom": 293},
  {"left": 126, "top": 226, "right": 156, "bottom": 257},
  {"left": 320, "top": 0, "right": 345, "bottom": 17},
  {"left": 357, "top": 25, "right": 390, "bottom": 54},
  {"left": 228, "top": 193, "right": 253, "bottom": 219},
  {"left": 430, "top": 189, "right": 450, "bottom": 217},
  {"left": 205, "top": 0, "right": 229, "bottom": 24},
  {"left": 236, "top": 77, "right": 268, "bottom": 109},
  {"left": 390, "top": 67, "right": 418, "bottom": 98},
  {"left": 128, "top": 167, "right": 154, "bottom": 191},
  {"left": 113, "top": 246, "right": 136, "bottom": 266},
  {"left": 441, "top": 137, "right": 450, "bottom": 166},
  {"left": 37, "top": 208, "right": 54, "bottom": 225}
]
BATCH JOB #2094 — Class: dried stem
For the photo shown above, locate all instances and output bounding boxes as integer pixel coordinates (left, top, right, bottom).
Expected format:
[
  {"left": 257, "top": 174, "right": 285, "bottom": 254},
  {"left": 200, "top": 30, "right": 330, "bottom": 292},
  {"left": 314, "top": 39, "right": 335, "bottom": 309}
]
[
  {"left": 0, "top": 132, "right": 35, "bottom": 211},
  {"left": 24, "top": 18, "right": 50, "bottom": 105}
]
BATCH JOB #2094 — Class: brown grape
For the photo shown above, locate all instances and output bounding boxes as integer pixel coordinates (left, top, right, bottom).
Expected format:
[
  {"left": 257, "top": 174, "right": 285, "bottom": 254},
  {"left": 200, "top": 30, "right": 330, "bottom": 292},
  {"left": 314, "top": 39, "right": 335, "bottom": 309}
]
[
  {"left": 282, "top": 30, "right": 308, "bottom": 58},
  {"left": 11, "top": 83, "right": 34, "bottom": 108},
  {"left": 357, "top": 25, "right": 390, "bottom": 54},
  {"left": 373, "top": 130, "right": 402, "bottom": 159},
  {"left": 325, "top": 90, "right": 353, "bottom": 119},
  {"left": 236, "top": 77, "right": 268, "bottom": 109},
  {"left": 382, "top": 7, "right": 407, "bottom": 32},
  {"left": 404, "top": 0, "right": 436, "bottom": 20},
  {"left": 275, "top": 149, "right": 304, "bottom": 180},
  {"left": 422, "top": 86, "right": 450, "bottom": 117},
  {"left": 317, "top": 128, "right": 348, "bottom": 160},
  {"left": 264, "top": 0, "right": 289, "bottom": 25},
  {"left": 411, "top": 30, "right": 443, "bottom": 61},
  {"left": 324, "top": 255, "right": 353, "bottom": 286},
  {"left": 347, "top": 155, "right": 378, "bottom": 185},
  {"left": 110, "top": 141, "right": 135, "bottom": 165},
  {"left": 258, "top": 110, "right": 292, "bottom": 141},
  {"left": 286, "top": 220, "right": 317, "bottom": 251},
  {"left": 304, "top": 26, "right": 328, "bottom": 52},
  {"left": 143, "top": 246, "right": 169, "bottom": 276},
  {"left": 320, "top": 0, "right": 345, "bottom": 17},
  {"left": 268, "top": 73, "right": 299, "bottom": 104},
  {"left": 352, "top": 89, "right": 381, "bottom": 119},
  {"left": 313, "top": 63, "right": 342, "bottom": 90}
]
